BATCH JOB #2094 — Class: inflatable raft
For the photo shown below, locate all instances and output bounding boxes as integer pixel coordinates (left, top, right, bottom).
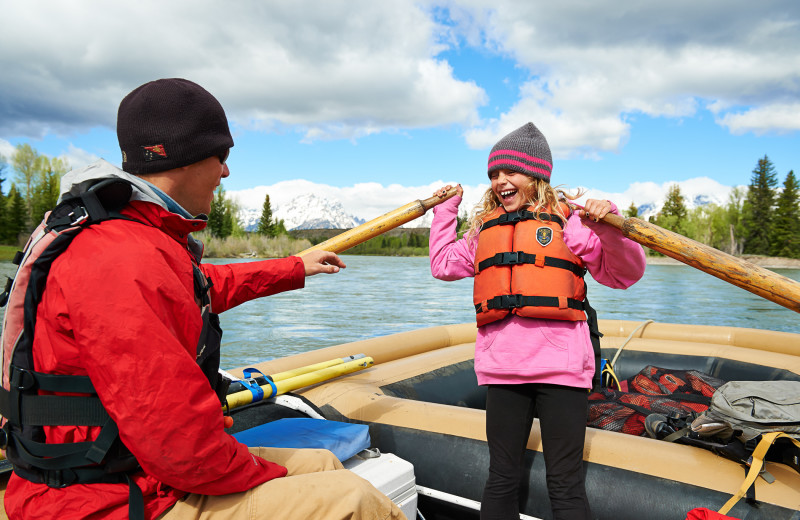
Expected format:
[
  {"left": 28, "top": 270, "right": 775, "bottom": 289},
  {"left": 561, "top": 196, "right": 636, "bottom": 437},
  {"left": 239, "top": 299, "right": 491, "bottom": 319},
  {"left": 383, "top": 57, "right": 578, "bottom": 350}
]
[
  {"left": 230, "top": 319, "right": 800, "bottom": 520},
  {"left": 1, "top": 320, "right": 798, "bottom": 519}
]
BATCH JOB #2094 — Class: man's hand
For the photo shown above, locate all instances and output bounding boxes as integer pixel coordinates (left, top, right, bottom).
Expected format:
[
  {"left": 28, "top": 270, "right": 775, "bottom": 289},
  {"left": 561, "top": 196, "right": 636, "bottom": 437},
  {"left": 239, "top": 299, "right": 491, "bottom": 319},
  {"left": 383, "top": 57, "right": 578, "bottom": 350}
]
[{"left": 299, "top": 250, "right": 346, "bottom": 276}]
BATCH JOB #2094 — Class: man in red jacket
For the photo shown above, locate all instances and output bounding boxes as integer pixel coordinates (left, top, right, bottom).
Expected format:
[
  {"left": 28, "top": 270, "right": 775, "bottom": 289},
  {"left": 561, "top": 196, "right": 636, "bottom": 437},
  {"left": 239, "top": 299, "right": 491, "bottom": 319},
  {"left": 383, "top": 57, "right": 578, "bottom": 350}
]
[{"left": 3, "top": 79, "right": 405, "bottom": 520}]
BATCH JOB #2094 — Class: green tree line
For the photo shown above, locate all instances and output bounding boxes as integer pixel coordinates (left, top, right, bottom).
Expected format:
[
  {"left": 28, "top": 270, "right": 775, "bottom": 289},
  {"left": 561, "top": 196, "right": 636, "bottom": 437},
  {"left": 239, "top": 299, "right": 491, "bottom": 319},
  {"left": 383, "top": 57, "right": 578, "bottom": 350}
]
[
  {"left": 641, "top": 155, "right": 799, "bottom": 258},
  {"left": 0, "top": 144, "right": 68, "bottom": 245},
  {"left": 2, "top": 146, "right": 797, "bottom": 259}
]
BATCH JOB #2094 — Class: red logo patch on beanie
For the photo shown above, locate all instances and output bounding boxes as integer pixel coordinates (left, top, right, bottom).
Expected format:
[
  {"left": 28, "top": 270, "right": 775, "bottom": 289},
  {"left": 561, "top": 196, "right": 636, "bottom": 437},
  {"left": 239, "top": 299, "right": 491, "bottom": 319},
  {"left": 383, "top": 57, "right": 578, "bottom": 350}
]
[{"left": 142, "top": 144, "right": 167, "bottom": 162}]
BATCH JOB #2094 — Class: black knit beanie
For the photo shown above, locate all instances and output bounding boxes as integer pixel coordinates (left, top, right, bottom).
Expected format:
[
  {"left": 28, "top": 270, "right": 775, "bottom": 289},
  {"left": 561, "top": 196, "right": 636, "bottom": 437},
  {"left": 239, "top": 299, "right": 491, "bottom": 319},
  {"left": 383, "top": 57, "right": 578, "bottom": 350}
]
[
  {"left": 487, "top": 122, "right": 552, "bottom": 183},
  {"left": 117, "top": 78, "right": 234, "bottom": 174}
]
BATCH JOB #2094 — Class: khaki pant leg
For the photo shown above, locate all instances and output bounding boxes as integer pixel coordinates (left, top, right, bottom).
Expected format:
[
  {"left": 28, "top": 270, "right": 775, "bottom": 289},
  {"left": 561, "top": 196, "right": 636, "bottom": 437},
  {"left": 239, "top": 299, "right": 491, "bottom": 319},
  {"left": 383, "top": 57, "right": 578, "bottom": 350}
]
[
  {"left": 246, "top": 446, "right": 344, "bottom": 475},
  {"left": 160, "top": 448, "right": 408, "bottom": 520}
]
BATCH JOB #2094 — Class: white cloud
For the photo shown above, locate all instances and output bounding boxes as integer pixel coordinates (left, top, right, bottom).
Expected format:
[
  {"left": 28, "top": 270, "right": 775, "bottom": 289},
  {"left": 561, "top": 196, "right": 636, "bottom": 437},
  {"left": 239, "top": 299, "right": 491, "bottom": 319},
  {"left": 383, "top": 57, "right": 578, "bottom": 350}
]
[
  {"left": 453, "top": 1, "right": 800, "bottom": 150},
  {"left": 0, "top": 0, "right": 486, "bottom": 139},
  {"left": 0, "top": 139, "right": 14, "bottom": 162},
  {"left": 717, "top": 103, "right": 800, "bottom": 135},
  {"left": 1, "top": 0, "right": 797, "bottom": 157},
  {"left": 574, "top": 177, "right": 739, "bottom": 218}
]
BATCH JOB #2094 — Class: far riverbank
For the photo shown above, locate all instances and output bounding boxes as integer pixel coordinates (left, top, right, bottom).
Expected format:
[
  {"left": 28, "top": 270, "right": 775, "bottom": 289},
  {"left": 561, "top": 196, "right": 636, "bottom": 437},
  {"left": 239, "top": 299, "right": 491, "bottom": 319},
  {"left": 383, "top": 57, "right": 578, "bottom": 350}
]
[{"left": 646, "top": 255, "right": 800, "bottom": 269}]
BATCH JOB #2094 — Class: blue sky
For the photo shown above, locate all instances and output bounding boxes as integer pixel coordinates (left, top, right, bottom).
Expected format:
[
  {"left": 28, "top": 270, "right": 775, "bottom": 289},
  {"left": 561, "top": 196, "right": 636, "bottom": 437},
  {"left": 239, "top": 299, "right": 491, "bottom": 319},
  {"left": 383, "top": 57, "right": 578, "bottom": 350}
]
[{"left": 1, "top": 1, "right": 798, "bottom": 219}]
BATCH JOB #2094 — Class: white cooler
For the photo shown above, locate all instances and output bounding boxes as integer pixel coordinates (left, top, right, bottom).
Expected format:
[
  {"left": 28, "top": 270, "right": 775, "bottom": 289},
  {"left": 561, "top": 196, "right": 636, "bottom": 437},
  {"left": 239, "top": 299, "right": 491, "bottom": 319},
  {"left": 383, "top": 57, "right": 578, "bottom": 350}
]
[{"left": 344, "top": 451, "right": 417, "bottom": 519}]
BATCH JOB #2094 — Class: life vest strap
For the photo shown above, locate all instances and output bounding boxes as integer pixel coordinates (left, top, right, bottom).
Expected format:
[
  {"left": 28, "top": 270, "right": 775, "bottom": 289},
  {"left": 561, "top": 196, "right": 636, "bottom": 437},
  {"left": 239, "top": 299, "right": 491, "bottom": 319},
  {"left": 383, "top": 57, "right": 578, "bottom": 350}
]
[
  {"left": 477, "top": 251, "right": 585, "bottom": 276},
  {"left": 475, "top": 294, "right": 586, "bottom": 313},
  {"left": 481, "top": 210, "right": 565, "bottom": 231},
  {"left": 0, "top": 367, "right": 110, "bottom": 427}
]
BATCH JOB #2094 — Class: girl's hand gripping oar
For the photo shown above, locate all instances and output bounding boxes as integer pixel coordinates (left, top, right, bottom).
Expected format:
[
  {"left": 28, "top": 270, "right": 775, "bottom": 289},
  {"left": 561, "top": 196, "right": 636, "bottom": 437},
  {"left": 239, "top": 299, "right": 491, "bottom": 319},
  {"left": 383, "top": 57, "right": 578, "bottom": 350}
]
[
  {"left": 298, "top": 185, "right": 461, "bottom": 256},
  {"left": 588, "top": 207, "right": 800, "bottom": 313}
]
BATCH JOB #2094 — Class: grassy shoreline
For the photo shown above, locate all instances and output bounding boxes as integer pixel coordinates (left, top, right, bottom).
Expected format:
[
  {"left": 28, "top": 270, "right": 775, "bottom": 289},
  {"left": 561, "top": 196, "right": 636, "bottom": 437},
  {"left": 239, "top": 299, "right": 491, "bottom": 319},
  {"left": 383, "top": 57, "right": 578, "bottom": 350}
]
[
  {"left": 0, "top": 245, "right": 19, "bottom": 262},
  {"left": 3, "top": 238, "right": 798, "bottom": 269}
]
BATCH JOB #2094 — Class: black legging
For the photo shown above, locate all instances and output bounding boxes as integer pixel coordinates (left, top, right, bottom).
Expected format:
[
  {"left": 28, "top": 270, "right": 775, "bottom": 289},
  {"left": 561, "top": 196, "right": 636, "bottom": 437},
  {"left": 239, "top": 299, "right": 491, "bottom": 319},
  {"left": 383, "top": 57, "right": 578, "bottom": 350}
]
[{"left": 481, "top": 383, "right": 592, "bottom": 520}]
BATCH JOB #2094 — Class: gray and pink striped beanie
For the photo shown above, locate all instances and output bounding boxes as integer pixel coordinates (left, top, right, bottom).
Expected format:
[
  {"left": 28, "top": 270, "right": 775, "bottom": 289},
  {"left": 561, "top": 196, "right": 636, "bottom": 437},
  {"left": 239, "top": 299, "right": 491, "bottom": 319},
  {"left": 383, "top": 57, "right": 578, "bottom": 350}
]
[{"left": 487, "top": 122, "right": 552, "bottom": 183}]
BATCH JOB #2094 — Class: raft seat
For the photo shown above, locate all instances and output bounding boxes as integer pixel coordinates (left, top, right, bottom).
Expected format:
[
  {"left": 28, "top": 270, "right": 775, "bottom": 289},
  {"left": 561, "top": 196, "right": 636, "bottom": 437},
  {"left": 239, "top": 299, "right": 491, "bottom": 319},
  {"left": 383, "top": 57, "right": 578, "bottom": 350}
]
[{"left": 232, "top": 417, "right": 371, "bottom": 462}]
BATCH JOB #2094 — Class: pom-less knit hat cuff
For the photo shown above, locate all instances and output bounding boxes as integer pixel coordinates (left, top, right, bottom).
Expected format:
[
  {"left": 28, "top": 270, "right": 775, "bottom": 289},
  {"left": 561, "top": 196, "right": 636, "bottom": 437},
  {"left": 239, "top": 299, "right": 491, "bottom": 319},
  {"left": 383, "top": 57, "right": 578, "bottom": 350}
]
[
  {"left": 487, "top": 122, "right": 552, "bottom": 183},
  {"left": 117, "top": 78, "right": 234, "bottom": 174}
]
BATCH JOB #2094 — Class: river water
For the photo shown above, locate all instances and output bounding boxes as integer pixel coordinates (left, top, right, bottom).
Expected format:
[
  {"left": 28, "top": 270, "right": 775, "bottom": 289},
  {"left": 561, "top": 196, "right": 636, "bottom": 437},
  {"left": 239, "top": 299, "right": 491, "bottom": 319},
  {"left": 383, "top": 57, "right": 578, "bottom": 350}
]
[{"left": 1, "top": 257, "right": 798, "bottom": 370}]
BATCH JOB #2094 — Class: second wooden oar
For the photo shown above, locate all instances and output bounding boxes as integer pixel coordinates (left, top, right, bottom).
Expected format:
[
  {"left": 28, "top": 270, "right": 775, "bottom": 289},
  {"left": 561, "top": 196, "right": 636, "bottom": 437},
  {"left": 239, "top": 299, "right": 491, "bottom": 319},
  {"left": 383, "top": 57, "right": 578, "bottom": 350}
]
[
  {"left": 298, "top": 186, "right": 460, "bottom": 255},
  {"left": 600, "top": 213, "right": 800, "bottom": 313}
]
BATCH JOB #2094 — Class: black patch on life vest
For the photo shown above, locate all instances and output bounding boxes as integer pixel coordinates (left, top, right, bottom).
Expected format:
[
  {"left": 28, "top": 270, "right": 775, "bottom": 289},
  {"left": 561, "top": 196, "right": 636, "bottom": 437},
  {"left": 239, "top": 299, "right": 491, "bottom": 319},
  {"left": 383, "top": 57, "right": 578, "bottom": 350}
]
[{"left": 536, "top": 227, "right": 552, "bottom": 246}]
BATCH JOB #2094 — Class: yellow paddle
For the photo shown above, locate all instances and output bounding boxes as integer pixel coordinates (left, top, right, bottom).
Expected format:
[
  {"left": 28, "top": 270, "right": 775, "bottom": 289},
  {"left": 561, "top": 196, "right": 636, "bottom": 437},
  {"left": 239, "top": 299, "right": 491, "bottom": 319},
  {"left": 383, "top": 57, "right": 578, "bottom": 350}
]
[
  {"left": 600, "top": 213, "right": 800, "bottom": 313},
  {"left": 297, "top": 186, "right": 460, "bottom": 255},
  {"left": 225, "top": 356, "right": 374, "bottom": 410},
  {"left": 268, "top": 354, "right": 366, "bottom": 382}
]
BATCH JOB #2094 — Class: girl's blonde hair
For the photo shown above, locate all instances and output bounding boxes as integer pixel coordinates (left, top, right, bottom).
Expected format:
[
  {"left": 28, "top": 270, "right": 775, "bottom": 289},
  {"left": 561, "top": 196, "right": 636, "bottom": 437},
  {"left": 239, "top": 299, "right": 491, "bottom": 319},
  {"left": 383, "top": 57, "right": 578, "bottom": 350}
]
[{"left": 465, "top": 175, "right": 584, "bottom": 241}]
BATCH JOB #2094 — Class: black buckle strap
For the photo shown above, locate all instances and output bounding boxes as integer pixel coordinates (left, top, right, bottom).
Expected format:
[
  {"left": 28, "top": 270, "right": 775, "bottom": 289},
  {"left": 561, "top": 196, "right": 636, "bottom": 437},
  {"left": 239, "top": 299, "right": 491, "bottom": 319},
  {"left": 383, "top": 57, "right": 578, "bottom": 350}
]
[
  {"left": 482, "top": 210, "right": 565, "bottom": 231},
  {"left": 477, "top": 251, "right": 585, "bottom": 276},
  {"left": 544, "top": 256, "right": 587, "bottom": 277},
  {"left": 477, "top": 251, "right": 537, "bottom": 271},
  {"left": 45, "top": 206, "right": 90, "bottom": 231},
  {"left": 1, "top": 367, "right": 109, "bottom": 427},
  {"left": 476, "top": 294, "right": 586, "bottom": 313}
]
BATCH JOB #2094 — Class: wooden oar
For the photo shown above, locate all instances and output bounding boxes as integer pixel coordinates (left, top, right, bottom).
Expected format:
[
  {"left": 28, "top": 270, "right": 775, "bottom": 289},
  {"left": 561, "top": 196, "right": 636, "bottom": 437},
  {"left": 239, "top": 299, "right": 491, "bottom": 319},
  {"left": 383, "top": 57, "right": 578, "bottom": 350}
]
[
  {"left": 297, "top": 186, "right": 460, "bottom": 255},
  {"left": 600, "top": 213, "right": 800, "bottom": 313}
]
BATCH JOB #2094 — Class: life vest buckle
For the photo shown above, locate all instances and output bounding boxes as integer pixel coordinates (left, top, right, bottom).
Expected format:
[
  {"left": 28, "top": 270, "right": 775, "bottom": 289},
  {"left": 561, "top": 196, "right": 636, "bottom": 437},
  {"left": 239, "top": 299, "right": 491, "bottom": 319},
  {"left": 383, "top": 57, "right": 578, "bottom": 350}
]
[
  {"left": 498, "top": 212, "right": 522, "bottom": 225},
  {"left": 67, "top": 206, "right": 89, "bottom": 226},
  {"left": 499, "top": 294, "right": 523, "bottom": 309},
  {"left": 10, "top": 366, "right": 37, "bottom": 392},
  {"left": 502, "top": 252, "right": 520, "bottom": 265},
  {"left": 43, "top": 468, "right": 75, "bottom": 488}
]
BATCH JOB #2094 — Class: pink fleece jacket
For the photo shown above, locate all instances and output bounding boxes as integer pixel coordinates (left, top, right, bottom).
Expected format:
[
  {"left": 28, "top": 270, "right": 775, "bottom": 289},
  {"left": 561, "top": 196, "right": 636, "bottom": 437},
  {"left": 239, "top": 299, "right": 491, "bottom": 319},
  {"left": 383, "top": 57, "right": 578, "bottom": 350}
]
[{"left": 430, "top": 196, "right": 646, "bottom": 389}]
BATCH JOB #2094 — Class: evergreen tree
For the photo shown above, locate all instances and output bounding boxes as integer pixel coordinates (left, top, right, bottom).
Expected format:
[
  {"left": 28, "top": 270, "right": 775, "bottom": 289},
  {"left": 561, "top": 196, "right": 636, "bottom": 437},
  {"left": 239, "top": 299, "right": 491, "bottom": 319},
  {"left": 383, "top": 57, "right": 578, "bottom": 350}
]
[
  {"left": 624, "top": 202, "right": 639, "bottom": 218},
  {"left": 12, "top": 143, "right": 41, "bottom": 226},
  {"left": 273, "top": 219, "right": 287, "bottom": 236},
  {"left": 655, "top": 184, "right": 688, "bottom": 235},
  {"left": 257, "top": 194, "right": 277, "bottom": 236},
  {"left": 741, "top": 155, "right": 778, "bottom": 255},
  {"left": 5, "top": 185, "right": 26, "bottom": 245},
  {"left": 0, "top": 158, "right": 6, "bottom": 242},
  {"left": 723, "top": 187, "right": 746, "bottom": 256},
  {"left": 456, "top": 210, "right": 469, "bottom": 233},
  {"left": 221, "top": 209, "right": 234, "bottom": 238},
  {"left": 207, "top": 186, "right": 227, "bottom": 237},
  {"left": 771, "top": 170, "right": 800, "bottom": 258},
  {"left": 31, "top": 156, "right": 67, "bottom": 224}
]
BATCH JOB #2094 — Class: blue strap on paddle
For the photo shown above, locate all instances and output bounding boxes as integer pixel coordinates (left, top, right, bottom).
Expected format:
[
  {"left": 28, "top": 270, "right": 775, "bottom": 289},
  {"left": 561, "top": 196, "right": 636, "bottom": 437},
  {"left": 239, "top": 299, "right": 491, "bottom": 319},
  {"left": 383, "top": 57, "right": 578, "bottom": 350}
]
[{"left": 241, "top": 368, "right": 277, "bottom": 402}]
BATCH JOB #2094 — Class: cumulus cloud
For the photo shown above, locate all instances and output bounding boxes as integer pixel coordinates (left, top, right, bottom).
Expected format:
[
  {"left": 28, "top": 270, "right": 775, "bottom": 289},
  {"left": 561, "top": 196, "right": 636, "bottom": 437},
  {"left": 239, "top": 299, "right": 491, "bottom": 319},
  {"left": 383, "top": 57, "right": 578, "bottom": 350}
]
[
  {"left": 574, "top": 177, "right": 739, "bottom": 218},
  {"left": 0, "top": 0, "right": 485, "bottom": 140},
  {"left": 0, "top": 139, "right": 15, "bottom": 162},
  {"left": 1, "top": 0, "right": 797, "bottom": 157},
  {"left": 716, "top": 103, "right": 800, "bottom": 135},
  {"left": 455, "top": 1, "right": 800, "bottom": 150}
]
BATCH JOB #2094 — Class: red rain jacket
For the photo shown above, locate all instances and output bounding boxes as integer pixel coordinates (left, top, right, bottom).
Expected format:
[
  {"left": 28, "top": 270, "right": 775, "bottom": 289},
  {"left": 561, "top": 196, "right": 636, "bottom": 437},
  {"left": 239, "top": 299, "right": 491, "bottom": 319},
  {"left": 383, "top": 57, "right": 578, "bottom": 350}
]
[{"left": 4, "top": 199, "right": 306, "bottom": 519}]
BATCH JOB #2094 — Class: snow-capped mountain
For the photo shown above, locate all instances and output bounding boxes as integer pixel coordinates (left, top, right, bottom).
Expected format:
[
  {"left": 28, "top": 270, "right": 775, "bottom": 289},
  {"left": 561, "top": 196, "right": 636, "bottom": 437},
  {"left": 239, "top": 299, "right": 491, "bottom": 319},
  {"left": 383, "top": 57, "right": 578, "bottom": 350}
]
[
  {"left": 239, "top": 193, "right": 365, "bottom": 231},
  {"left": 233, "top": 177, "right": 741, "bottom": 231}
]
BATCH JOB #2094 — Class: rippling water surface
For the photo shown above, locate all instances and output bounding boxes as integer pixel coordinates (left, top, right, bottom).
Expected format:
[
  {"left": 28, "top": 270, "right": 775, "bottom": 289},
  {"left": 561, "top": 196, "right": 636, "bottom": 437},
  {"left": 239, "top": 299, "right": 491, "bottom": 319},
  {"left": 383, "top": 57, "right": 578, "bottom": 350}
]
[{"left": 2, "top": 257, "right": 798, "bottom": 370}]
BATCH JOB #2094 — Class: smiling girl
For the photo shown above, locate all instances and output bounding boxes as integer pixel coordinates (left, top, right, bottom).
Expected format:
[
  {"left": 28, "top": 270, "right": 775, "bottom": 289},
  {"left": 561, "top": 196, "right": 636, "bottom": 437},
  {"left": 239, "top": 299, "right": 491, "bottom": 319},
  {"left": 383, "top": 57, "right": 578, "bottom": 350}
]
[{"left": 429, "top": 122, "right": 646, "bottom": 520}]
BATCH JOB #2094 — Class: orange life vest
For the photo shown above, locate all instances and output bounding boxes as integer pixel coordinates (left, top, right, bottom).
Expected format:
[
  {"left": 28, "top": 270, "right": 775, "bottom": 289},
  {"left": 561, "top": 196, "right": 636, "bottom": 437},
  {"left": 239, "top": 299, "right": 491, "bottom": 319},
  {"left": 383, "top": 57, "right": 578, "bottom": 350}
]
[{"left": 473, "top": 203, "right": 587, "bottom": 326}]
